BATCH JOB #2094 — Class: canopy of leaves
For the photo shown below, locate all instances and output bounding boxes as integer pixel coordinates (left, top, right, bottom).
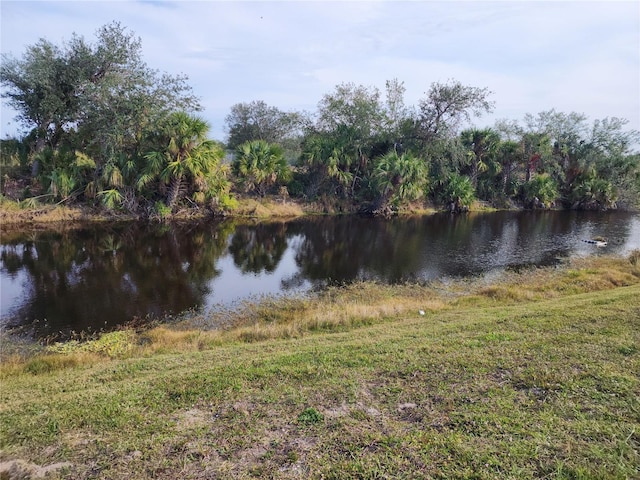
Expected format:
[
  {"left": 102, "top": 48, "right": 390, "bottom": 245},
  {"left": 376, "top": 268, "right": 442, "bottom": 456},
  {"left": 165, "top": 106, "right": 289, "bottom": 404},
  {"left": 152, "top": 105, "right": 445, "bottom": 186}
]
[
  {"left": 418, "top": 80, "right": 495, "bottom": 141},
  {"left": 233, "top": 140, "right": 291, "bottom": 197},
  {"left": 224, "top": 101, "right": 307, "bottom": 164},
  {"left": 1, "top": 21, "right": 200, "bottom": 166},
  {"left": 373, "top": 150, "right": 428, "bottom": 207}
]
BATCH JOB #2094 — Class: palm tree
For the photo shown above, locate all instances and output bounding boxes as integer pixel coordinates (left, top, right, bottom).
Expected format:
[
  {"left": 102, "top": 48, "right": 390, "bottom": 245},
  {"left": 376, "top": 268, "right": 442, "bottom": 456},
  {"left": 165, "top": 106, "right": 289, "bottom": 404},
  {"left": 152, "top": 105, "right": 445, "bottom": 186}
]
[
  {"left": 495, "top": 140, "right": 521, "bottom": 196},
  {"left": 373, "top": 149, "right": 428, "bottom": 208},
  {"left": 521, "top": 132, "right": 551, "bottom": 182},
  {"left": 301, "top": 133, "right": 355, "bottom": 198},
  {"left": 438, "top": 172, "right": 475, "bottom": 211},
  {"left": 522, "top": 173, "right": 558, "bottom": 208},
  {"left": 460, "top": 128, "right": 500, "bottom": 189},
  {"left": 233, "top": 140, "right": 291, "bottom": 197},
  {"left": 138, "top": 112, "right": 225, "bottom": 209}
]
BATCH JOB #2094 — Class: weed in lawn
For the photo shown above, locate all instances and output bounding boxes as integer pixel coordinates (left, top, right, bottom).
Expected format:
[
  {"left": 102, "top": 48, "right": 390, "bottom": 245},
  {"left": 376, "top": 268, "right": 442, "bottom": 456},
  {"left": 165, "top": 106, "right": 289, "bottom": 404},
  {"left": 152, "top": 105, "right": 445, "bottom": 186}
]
[{"left": 297, "top": 408, "right": 324, "bottom": 425}]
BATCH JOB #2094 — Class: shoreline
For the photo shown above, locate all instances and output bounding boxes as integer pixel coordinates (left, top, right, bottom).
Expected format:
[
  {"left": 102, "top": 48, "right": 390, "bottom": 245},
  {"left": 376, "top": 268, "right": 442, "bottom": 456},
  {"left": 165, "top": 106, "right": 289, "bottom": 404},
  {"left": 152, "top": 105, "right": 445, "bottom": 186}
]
[
  {"left": 3, "top": 195, "right": 636, "bottom": 230},
  {"left": 2, "top": 252, "right": 638, "bottom": 363},
  {"left": 0, "top": 196, "right": 529, "bottom": 230}
]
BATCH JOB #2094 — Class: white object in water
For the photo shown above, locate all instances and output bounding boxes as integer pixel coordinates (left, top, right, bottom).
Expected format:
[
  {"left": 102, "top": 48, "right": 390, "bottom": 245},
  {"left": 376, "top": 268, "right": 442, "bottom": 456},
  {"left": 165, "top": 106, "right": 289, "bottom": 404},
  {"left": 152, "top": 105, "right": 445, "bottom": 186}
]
[{"left": 582, "top": 239, "right": 608, "bottom": 247}]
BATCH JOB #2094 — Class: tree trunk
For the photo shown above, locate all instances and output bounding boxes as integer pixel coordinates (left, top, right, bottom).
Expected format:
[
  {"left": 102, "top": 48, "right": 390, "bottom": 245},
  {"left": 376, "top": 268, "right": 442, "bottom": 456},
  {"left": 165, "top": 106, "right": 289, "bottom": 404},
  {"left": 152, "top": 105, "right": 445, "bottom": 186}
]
[
  {"left": 166, "top": 176, "right": 183, "bottom": 209},
  {"left": 31, "top": 137, "right": 47, "bottom": 177}
]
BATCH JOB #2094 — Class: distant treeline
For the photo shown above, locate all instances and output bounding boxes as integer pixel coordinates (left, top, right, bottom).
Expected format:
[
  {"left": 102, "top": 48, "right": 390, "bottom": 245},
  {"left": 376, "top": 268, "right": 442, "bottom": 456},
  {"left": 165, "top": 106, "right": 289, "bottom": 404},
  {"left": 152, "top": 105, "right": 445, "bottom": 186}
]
[{"left": 2, "top": 22, "right": 639, "bottom": 216}]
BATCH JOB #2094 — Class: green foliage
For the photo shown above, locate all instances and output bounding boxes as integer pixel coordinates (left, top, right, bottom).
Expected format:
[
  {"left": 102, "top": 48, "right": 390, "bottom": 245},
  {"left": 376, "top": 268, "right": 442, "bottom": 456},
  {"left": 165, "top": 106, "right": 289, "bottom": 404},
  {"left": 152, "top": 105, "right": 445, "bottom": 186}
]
[
  {"left": 0, "top": 138, "right": 29, "bottom": 173},
  {"left": 437, "top": 172, "right": 475, "bottom": 208},
  {"left": 140, "top": 112, "right": 229, "bottom": 209},
  {"left": 3, "top": 36, "right": 639, "bottom": 216},
  {"left": 316, "top": 83, "right": 385, "bottom": 140},
  {"left": 1, "top": 22, "right": 207, "bottom": 215},
  {"left": 297, "top": 407, "right": 324, "bottom": 425},
  {"left": 97, "top": 189, "right": 124, "bottom": 210},
  {"left": 1, "top": 22, "right": 199, "bottom": 166},
  {"left": 233, "top": 140, "right": 291, "bottom": 197},
  {"left": 154, "top": 201, "right": 172, "bottom": 218},
  {"left": 418, "top": 80, "right": 495, "bottom": 141},
  {"left": 373, "top": 149, "right": 428, "bottom": 207},
  {"left": 300, "top": 133, "right": 358, "bottom": 198},
  {"left": 32, "top": 147, "right": 96, "bottom": 201},
  {"left": 522, "top": 173, "right": 558, "bottom": 207},
  {"left": 225, "top": 100, "right": 305, "bottom": 160},
  {"left": 568, "top": 168, "right": 617, "bottom": 210},
  {"left": 460, "top": 127, "right": 500, "bottom": 191},
  {"left": 18, "top": 197, "right": 42, "bottom": 209}
]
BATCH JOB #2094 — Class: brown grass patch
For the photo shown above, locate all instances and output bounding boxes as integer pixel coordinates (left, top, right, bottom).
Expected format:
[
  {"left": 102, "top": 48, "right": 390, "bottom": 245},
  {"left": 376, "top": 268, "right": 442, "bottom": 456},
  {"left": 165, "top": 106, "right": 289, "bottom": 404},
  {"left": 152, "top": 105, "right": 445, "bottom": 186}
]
[{"left": 233, "top": 197, "right": 306, "bottom": 217}]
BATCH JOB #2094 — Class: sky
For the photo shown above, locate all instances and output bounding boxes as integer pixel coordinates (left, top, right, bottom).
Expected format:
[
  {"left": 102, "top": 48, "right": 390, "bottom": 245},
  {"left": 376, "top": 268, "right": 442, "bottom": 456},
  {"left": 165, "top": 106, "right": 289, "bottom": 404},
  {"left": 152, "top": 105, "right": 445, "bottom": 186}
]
[{"left": 1, "top": 0, "right": 639, "bottom": 143}]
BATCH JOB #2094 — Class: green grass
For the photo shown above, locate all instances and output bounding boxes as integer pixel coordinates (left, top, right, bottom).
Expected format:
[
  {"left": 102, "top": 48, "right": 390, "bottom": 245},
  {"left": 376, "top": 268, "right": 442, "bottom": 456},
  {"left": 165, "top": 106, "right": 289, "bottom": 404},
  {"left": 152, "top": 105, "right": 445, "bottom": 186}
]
[{"left": 1, "top": 256, "right": 639, "bottom": 479}]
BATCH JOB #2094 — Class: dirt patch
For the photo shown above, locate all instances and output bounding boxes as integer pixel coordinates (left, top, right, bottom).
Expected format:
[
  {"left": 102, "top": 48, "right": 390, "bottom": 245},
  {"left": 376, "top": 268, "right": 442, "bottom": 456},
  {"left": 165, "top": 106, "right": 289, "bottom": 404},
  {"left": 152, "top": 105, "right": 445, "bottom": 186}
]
[
  {"left": 0, "top": 459, "right": 73, "bottom": 479},
  {"left": 174, "top": 408, "right": 211, "bottom": 431}
]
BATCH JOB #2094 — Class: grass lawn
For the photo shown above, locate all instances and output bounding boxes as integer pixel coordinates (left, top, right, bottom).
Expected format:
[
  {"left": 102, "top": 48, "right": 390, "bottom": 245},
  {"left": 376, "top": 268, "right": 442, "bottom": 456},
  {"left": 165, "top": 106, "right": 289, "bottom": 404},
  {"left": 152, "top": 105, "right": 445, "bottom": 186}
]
[{"left": 1, "top": 255, "right": 639, "bottom": 479}]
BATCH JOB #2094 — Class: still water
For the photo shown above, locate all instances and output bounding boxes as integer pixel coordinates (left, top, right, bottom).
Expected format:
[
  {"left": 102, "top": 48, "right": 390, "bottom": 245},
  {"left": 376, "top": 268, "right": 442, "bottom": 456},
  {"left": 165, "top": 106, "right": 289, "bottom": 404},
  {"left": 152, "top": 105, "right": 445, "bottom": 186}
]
[{"left": 1, "top": 210, "right": 639, "bottom": 339}]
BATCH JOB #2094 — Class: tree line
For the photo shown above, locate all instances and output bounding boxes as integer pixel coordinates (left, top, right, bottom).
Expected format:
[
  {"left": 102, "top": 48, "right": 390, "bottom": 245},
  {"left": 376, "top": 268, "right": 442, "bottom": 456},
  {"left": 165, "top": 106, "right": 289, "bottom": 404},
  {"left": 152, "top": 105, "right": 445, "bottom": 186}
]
[{"left": 2, "top": 22, "right": 639, "bottom": 216}]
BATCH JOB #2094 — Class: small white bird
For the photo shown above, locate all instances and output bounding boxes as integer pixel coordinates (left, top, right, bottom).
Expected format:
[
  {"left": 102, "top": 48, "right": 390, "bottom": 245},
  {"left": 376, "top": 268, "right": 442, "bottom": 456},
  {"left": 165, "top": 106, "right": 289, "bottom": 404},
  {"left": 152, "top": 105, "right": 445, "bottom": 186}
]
[{"left": 419, "top": 310, "right": 425, "bottom": 316}]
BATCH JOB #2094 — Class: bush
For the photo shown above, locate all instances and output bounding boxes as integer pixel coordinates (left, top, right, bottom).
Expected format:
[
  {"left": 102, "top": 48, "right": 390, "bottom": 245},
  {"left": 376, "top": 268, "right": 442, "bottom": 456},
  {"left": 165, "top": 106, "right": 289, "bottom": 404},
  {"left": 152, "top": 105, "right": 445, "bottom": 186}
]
[
  {"left": 521, "top": 174, "right": 558, "bottom": 208},
  {"left": 436, "top": 173, "right": 475, "bottom": 210},
  {"left": 154, "top": 201, "right": 172, "bottom": 218}
]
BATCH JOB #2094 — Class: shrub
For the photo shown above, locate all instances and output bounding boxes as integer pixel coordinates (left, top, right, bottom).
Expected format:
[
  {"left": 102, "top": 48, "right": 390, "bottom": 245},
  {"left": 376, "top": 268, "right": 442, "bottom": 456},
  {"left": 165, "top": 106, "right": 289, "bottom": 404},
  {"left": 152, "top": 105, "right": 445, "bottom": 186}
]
[
  {"left": 437, "top": 173, "right": 475, "bottom": 210},
  {"left": 522, "top": 174, "right": 558, "bottom": 207}
]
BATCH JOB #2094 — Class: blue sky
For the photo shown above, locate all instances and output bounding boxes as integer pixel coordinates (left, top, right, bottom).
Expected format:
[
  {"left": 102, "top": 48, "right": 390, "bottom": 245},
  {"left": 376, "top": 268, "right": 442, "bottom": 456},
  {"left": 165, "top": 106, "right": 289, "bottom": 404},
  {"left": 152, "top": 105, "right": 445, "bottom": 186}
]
[{"left": 1, "top": 0, "right": 639, "bottom": 142}]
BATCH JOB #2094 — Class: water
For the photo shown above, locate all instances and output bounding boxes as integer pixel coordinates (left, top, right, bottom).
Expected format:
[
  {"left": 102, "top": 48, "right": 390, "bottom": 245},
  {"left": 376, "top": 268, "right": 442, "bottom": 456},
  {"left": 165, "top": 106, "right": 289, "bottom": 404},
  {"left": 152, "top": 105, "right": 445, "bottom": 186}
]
[{"left": 1, "top": 210, "right": 639, "bottom": 339}]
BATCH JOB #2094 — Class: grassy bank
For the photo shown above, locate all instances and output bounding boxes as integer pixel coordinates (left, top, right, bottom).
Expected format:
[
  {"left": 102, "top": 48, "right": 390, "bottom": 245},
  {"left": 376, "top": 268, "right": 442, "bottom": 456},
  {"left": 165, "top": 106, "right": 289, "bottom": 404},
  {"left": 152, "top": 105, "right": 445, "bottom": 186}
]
[
  {"left": 0, "top": 196, "right": 306, "bottom": 227},
  {"left": 1, "top": 255, "right": 639, "bottom": 479},
  {"left": 0, "top": 195, "right": 443, "bottom": 227}
]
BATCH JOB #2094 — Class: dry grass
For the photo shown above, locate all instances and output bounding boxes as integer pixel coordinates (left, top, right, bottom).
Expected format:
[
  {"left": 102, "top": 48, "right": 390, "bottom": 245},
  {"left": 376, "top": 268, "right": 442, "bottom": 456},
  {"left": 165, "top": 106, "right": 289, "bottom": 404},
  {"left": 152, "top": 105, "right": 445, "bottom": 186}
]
[
  {"left": 0, "top": 202, "right": 137, "bottom": 226},
  {"left": 233, "top": 197, "right": 307, "bottom": 217},
  {"left": 3, "top": 253, "right": 639, "bottom": 379}
]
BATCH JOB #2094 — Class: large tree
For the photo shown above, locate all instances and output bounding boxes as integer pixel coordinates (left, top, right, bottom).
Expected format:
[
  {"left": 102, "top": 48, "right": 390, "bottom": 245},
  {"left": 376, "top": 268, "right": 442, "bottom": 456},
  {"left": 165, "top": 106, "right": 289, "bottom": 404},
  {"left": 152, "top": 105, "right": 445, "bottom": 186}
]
[
  {"left": 418, "top": 80, "right": 495, "bottom": 142},
  {"left": 315, "top": 83, "right": 385, "bottom": 140},
  {"left": 224, "top": 100, "right": 306, "bottom": 159},
  {"left": 300, "top": 82, "right": 390, "bottom": 199},
  {"left": 1, "top": 22, "right": 200, "bottom": 174}
]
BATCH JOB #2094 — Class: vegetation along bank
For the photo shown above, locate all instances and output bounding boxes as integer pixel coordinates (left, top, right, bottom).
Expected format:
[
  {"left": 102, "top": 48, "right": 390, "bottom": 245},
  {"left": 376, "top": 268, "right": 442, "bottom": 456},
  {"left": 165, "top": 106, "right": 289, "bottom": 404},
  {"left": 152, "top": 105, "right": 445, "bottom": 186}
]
[{"left": 2, "top": 22, "right": 639, "bottom": 224}]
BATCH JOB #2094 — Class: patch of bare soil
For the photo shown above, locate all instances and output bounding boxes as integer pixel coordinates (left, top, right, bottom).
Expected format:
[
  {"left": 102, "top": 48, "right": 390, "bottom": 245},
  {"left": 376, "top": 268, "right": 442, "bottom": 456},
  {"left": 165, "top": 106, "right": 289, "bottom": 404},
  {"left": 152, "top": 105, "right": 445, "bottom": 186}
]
[{"left": 0, "top": 459, "right": 73, "bottom": 479}]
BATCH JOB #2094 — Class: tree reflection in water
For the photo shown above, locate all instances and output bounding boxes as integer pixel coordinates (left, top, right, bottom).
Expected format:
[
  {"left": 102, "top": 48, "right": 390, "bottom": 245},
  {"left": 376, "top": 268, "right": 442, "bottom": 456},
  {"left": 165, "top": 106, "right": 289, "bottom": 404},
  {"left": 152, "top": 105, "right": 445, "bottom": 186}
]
[
  {"left": 1, "top": 211, "right": 638, "bottom": 340},
  {"left": 229, "top": 222, "right": 288, "bottom": 274},
  {"left": 1, "top": 221, "right": 232, "bottom": 339}
]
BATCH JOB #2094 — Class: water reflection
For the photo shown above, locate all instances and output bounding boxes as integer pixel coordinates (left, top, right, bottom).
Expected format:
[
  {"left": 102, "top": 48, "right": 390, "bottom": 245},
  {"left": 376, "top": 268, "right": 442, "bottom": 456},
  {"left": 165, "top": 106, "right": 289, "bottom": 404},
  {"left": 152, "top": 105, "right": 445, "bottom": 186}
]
[
  {"left": 1, "top": 211, "right": 638, "bottom": 339},
  {"left": 1, "top": 222, "right": 232, "bottom": 338},
  {"left": 229, "top": 223, "right": 288, "bottom": 274}
]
